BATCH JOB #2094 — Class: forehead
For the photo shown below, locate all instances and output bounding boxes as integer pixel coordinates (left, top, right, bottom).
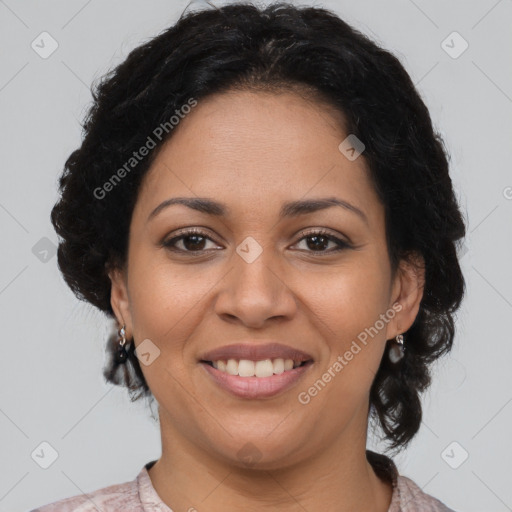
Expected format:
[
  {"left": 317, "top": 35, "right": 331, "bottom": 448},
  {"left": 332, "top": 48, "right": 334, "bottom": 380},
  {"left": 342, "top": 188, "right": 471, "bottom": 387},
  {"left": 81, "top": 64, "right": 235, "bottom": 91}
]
[{"left": 135, "top": 90, "right": 381, "bottom": 222}]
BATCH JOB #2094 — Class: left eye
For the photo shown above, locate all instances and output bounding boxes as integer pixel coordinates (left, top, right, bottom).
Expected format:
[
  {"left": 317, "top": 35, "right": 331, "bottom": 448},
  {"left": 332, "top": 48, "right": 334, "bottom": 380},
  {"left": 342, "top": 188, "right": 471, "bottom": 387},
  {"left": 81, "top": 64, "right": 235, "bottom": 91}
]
[{"left": 293, "top": 231, "right": 350, "bottom": 253}]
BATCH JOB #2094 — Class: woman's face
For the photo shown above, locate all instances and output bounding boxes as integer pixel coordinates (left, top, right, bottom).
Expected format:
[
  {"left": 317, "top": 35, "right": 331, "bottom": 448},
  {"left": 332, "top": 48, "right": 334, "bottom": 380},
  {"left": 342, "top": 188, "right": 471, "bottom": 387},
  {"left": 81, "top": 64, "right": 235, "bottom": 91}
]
[{"left": 110, "top": 90, "right": 423, "bottom": 469}]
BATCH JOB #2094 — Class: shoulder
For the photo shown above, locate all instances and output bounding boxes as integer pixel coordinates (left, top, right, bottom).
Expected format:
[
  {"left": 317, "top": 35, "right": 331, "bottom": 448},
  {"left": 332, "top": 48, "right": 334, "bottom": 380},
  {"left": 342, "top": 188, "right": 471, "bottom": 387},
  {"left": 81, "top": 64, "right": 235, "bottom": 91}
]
[
  {"left": 29, "top": 476, "right": 141, "bottom": 512},
  {"left": 395, "top": 474, "right": 457, "bottom": 512},
  {"left": 366, "top": 450, "right": 458, "bottom": 512}
]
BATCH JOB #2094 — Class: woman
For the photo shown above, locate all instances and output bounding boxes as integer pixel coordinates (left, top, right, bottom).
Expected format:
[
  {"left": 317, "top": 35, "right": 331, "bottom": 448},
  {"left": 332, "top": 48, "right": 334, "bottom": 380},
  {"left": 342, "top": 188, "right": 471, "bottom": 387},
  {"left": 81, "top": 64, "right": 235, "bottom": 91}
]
[{"left": 32, "top": 2, "right": 465, "bottom": 511}]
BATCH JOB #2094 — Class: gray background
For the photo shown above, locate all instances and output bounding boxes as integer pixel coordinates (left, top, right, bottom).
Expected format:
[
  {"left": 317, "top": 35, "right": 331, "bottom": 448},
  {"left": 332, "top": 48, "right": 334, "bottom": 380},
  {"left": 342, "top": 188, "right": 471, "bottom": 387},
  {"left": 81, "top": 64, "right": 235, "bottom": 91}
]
[{"left": 1, "top": 0, "right": 511, "bottom": 511}]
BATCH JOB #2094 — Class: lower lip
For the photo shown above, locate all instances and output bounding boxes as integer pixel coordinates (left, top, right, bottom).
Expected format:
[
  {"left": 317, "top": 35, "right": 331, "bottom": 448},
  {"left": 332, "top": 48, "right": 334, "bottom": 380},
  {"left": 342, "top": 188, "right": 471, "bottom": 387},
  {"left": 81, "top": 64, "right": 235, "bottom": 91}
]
[{"left": 200, "top": 361, "right": 314, "bottom": 399}]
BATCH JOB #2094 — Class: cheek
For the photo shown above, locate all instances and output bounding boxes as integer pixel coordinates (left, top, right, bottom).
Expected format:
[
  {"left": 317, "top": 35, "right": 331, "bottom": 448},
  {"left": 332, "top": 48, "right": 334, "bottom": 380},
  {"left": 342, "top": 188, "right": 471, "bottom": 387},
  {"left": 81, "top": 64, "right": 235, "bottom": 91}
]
[
  {"left": 301, "top": 256, "right": 391, "bottom": 393},
  {"left": 127, "top": 254, "right": 214, "bottom": 338},
  {"left": 305, "top": 256, "right": 391, "bottom": 338},
  {"left": 126, "top": 258, "right": 209, "bottom": 402}
]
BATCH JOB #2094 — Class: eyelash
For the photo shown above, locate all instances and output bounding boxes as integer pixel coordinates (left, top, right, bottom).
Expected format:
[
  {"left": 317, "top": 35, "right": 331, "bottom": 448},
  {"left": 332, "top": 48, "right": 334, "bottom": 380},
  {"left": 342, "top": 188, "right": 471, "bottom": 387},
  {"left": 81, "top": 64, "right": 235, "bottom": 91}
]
[{"left": 162, "top": 228, "right": 351, "bottom": 255}]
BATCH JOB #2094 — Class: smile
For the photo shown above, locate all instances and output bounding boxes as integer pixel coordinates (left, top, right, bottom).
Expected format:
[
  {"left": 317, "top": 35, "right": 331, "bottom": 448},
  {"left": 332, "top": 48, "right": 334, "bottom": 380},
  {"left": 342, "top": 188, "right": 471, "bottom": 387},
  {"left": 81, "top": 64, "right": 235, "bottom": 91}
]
[{"left": 200, "top": 359, "right": 314, "bottom": 399}]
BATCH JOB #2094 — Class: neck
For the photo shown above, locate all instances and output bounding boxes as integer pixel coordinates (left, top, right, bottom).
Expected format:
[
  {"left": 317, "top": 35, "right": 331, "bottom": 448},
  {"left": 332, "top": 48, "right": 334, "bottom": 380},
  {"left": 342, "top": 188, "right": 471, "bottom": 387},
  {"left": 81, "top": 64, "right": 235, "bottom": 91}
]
[{"left": 147, "top": 411, "right": 393, "bottom": 512}]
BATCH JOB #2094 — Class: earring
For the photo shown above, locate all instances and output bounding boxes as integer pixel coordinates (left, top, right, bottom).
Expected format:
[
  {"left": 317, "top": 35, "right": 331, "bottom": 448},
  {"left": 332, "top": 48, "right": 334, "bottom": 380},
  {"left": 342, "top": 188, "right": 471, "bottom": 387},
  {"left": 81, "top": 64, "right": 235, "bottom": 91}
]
[
  {"left": 114, "top": 325, "right": 129, "bottom": 364},
  {"left": 388, "top": 333, "right": 405, "bottom": 363}
]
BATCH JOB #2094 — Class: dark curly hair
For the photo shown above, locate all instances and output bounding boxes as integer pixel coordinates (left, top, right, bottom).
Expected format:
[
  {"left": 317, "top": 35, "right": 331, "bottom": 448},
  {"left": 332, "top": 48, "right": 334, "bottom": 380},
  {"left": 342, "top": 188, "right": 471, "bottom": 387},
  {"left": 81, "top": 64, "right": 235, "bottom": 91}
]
[{"left": 50, "top": 1, "right": 466, "bottom": 453}]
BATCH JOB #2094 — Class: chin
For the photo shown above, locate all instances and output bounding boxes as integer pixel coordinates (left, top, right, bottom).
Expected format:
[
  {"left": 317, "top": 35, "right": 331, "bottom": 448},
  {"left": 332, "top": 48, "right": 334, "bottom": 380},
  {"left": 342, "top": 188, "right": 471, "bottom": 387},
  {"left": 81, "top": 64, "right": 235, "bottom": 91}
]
[{"left": 209, "top": 431, "right": 311, "bottom": 471}]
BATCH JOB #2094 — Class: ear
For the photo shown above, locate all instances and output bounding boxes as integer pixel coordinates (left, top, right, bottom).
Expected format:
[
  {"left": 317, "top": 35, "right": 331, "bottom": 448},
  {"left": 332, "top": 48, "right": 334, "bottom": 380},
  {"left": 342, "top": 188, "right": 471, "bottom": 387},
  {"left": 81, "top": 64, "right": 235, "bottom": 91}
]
[
  {"left": 108, "top": 267, "right": 133, "bottom": 338},
  {"left": 387, "top": 251, "right": 425, "bottom": 338}
]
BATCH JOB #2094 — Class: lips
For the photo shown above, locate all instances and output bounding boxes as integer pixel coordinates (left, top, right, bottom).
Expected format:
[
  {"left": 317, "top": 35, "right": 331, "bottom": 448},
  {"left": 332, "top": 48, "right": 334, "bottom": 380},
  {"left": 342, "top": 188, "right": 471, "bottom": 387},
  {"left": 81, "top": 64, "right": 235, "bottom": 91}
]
[
  {"left": 201, "top": 360, "right": 313, "bottom": 399},
  {"left": 198, "top": 342, "right": 314, "bottom": 364}
]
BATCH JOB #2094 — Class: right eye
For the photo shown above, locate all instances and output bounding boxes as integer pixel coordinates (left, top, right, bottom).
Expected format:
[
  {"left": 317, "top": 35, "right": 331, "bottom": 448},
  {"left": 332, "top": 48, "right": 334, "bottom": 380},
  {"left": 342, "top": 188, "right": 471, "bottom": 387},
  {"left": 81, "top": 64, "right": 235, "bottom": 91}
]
[{"left": 162, "top": 228, "right": 223, "bottom": 254}]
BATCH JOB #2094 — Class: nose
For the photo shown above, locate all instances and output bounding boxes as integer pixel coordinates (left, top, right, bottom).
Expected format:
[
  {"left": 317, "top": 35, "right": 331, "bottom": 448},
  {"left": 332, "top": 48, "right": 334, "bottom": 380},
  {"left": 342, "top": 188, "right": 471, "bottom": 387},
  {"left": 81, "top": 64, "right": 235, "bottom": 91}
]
[{"left": 214, "top": 244, "right": 297, "bottom": 328}]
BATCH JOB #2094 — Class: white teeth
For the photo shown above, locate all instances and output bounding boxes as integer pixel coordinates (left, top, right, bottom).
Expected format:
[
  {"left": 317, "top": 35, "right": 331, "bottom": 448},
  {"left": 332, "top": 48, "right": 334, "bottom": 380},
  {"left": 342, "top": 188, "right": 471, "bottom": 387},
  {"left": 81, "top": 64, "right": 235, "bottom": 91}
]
[
  {"left": 210, "top": 358, "right": 306, "bottom": 377},
  {"left": 255, "top": 359, "right": 274, "bottom": 377},
  {"left": 273, "top": 358, "right": 285, "bottom": 374},
  {"left": 226, "top": 359, "right": 239, "bottom": 375},
  {"left": 238, "top": 359, "right": 255, "bottom": 377}
]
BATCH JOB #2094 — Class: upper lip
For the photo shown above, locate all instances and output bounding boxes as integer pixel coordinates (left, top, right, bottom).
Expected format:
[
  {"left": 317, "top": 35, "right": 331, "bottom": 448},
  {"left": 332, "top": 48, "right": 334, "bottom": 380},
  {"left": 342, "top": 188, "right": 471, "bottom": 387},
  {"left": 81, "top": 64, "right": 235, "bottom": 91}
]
[{"left": 199, "top": 342, "right": 314, "bottom": 363}]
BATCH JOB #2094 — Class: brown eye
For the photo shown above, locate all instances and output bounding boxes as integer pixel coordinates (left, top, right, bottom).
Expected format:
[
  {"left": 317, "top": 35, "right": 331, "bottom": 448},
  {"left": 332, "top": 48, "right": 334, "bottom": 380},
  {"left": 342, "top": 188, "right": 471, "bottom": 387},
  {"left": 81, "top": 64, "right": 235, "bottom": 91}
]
[
  {"left": 163, "top": 229, "right": 222, "bottom": 253},
  {"left": 294, "top": 230, "right": 351, "bottom": 253},
  {"left": 180, "top": 234, "right": 207, "bottom": 251}
]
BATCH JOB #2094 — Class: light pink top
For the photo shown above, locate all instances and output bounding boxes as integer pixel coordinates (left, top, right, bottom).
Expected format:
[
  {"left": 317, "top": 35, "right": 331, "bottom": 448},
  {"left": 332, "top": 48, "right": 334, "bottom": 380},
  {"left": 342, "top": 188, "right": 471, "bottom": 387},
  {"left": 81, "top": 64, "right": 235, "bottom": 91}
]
[{"left": 30, "top": 452, "right": 456, "bottom": 511}]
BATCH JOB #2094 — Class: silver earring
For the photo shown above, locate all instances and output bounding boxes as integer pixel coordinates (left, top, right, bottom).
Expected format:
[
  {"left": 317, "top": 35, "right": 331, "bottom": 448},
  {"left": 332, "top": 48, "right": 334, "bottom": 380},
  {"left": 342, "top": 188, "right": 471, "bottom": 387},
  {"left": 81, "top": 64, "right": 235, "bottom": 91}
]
[
  {"left": 114, "top": 324, "right": 129, "bottom": 364},
  {"left": 388, "top": 333, "right": 405, "bottom": 363}
]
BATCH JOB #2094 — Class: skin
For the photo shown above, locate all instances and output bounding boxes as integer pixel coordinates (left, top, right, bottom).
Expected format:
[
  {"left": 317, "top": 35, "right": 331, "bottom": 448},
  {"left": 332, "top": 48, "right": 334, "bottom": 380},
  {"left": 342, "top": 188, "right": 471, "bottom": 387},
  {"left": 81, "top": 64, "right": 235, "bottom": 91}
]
[{"left": 109, "top": 89, "right": 425, "bottom": 512}]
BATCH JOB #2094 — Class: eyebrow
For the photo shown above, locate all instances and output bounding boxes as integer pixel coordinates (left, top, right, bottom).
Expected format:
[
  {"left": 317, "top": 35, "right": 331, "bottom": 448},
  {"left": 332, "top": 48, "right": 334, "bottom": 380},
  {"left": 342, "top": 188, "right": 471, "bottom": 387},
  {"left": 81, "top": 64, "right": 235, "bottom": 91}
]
[{"left": 147, "top": 196, "right": 368, "bottom": 225}]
